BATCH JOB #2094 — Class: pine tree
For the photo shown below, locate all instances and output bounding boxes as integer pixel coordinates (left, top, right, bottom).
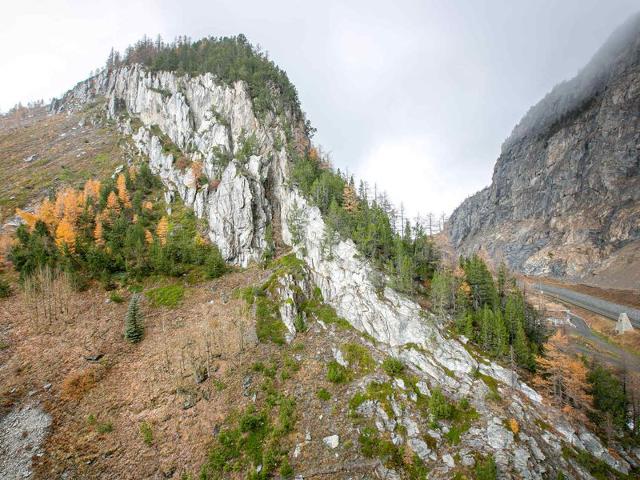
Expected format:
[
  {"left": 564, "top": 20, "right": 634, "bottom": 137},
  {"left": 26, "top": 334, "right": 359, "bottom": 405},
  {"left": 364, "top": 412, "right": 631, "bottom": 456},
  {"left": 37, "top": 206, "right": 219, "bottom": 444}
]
[
  {"left": 513, "top": 321, "right": 533, "bottom": 371},
  {"left": 124, "top": 294, "right": 144, "bottom": 343}
]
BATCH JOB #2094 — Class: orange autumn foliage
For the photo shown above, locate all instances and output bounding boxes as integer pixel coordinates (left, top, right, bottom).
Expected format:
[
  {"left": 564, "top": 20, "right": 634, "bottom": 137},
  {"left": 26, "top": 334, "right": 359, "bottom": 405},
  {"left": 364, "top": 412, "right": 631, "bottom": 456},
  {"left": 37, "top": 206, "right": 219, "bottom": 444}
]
[
  {"left": 342, "top": 184, "right": 359, "bottom": 213},
  {"left": 55, "top": 217, "right": 77, "bottom": 252},
  {"left": 37, "top": 198, "right": 58, "bottom": 230},
  {"left": 156, "top": 216, "right": 169, "bottom": 245},
  {"left": 83, "top": 179, "right": 101, "bottom": 202},
  {"left": 533, "top": 330, "right": 592, "bottom": 423},
  {"left": 117, "top": 174, "right": 132, "bottom": 208},
  {"left": 16, "top": 209, "right": 38, "bottom": 230},
  {"left": 144, "top": 229, "right": 154, "bottom": 245},
  {"left": 94, "top": 220, "right": 105, "bottom": 247},
  {"left": 508, "top": 418, "right": 520, "bottom": 435},
  {"left": 106, "top": 191, "right": 120, "bottom": 214}
]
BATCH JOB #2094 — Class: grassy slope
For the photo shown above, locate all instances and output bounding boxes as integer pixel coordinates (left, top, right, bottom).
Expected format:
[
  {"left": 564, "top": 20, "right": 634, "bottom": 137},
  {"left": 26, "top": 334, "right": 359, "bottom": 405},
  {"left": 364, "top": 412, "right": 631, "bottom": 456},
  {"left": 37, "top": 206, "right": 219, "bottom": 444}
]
[{"left": 0, "top": 104, "right": 125, "bottom": 223}]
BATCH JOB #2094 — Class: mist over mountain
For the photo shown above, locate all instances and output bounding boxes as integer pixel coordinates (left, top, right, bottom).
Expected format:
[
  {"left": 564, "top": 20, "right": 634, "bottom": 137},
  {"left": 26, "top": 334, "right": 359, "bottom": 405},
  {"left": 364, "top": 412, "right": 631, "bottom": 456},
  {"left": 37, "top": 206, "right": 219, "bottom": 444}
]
[{"left": 448, "top": 12, "right": 640, "bottom": 290}]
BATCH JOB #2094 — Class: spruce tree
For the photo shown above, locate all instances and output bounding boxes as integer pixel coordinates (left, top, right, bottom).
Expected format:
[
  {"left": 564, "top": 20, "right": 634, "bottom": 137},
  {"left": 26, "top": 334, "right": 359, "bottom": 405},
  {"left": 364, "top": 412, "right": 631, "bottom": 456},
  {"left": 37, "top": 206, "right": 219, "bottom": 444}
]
[{"left": 124, "top": 293, "right": 144, "bottom": 343}]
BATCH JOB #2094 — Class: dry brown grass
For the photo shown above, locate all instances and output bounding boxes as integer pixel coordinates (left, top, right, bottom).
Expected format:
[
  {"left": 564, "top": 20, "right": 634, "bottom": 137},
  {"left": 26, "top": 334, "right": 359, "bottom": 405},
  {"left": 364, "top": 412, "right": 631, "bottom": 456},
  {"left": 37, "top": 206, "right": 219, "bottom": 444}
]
[
  {"left": 0, "top": 105, "right": 125, "bottom": 224},
  {"left": 60, "top": 366, "right": 106, "bottom": 401},
  {"left": 0, "top": 263, "right": 383, "bottom": 479}
]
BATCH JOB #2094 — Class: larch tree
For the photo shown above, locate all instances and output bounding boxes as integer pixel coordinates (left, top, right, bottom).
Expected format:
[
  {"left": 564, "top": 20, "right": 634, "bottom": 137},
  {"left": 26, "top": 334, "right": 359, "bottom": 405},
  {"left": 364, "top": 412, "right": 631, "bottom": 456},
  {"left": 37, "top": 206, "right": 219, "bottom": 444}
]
[
  {"left": 37, "top": 198, "right": 58, "bottom": 232},
  {"left": 342, "top": 183, "right": 359, "bottom": 213},
  {"left": 117, "top": 174, "right": 132, "bottom": 208},
  {"left": 55, "top": 217, "right": 77, "bottom": 253},
  {"left": 156, "top": 216, "right": 169, "bottom": 245},
  {"left": 106, "top": 191, "right": 121, "bottom": 215},
  {"left": 94, "top": 220, "right": 105, "bottom": 247},
  {"left": 16, "top": 209, "right": 38, "bottom": 230}
]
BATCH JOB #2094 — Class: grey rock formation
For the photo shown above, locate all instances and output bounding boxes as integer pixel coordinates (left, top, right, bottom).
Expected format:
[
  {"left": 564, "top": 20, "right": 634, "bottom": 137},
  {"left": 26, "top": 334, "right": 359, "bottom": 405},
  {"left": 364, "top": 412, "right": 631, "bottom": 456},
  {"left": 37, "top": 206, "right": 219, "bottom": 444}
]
[{"left": 447, "top": 14, "right": 640, "bottom": 288}]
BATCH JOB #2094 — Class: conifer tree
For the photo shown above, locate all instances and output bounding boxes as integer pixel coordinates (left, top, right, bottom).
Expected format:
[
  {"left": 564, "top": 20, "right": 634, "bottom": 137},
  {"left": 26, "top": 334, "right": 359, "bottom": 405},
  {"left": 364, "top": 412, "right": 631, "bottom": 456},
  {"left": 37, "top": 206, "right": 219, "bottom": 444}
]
[
  {"left": 55, "top": 217, "right": 76, "bottom": 253},
  {"left": 117, "top": 174, "right": 132, "bottom": 208},
  {"left": 94, "top": 220, "right": 105, "bottom": 247},
  {"left": 124, "top": 294, "right": 144, "bottom": 343},
  {"left": 156, "top": 216, "right": 169, "bottom": 245},
  {"left": 342, "top": 183, "right": 359, "bottom": 213},
  {"left": 106, "top": 191, "right": 121, "bottom": 215}
]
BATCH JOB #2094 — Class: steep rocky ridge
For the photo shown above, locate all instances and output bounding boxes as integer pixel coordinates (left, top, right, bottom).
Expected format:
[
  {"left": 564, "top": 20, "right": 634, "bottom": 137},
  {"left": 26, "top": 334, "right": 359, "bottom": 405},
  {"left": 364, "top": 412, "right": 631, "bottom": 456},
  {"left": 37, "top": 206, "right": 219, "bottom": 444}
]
[
  {"left": 447, "top": 13, "right": 640, "bottom": 289},
  {"left": 50, "top": 61, "right": 638, "bottom": 478}
]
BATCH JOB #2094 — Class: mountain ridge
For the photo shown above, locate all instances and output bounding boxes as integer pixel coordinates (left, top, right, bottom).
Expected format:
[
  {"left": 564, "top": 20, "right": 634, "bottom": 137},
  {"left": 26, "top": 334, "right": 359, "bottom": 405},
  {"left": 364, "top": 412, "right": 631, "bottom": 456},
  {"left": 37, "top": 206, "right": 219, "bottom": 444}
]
[{"left": 447, "top": 13, "right": 640, "bottom": 289}]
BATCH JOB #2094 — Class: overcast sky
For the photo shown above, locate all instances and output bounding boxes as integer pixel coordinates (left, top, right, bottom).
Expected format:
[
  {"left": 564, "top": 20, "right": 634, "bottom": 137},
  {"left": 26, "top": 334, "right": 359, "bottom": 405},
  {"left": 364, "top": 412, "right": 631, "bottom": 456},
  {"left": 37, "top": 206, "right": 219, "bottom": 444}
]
[{"left": 2, "top": 1, "right": 638, "bottom": 217}]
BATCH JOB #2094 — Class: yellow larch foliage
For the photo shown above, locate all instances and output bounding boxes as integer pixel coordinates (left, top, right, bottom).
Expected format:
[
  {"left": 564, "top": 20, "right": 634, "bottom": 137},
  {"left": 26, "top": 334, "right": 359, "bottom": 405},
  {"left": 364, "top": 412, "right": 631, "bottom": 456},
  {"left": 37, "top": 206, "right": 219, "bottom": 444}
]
[
  {"left": 54, "top": 191, "right": 64, "bottom": 219},
  {"left": 508, "top": 418, "right": 519, "bottom": 435},
  {"left": 106, "top": 191, "right": 120, "bottom": 214},
  {"left": 144, "top": 229, "right": 153, "bottom": 245},
  {"left": 117, "top": 174, "right": 131, "bottom": 208},
  {"left": 61, "top": 188, "right": 81, "bottom": 223},
  {"left": 308, "top": 146, "right": 319, "bottom": 161},
  {"left": 16, "top": 209, "right": 38, "bottom": 230},
  {"left": 37, "top": 198, "right": 58, "bottom": 231},
  {"left": 83, "top": 179, "right": 101, "bottom": 202},
  {"left": 55, "top": 217, "right": 76, "bottom": 252},
  {"left": 132, "top": 213, "right": 138, "bottom": 224},
  {"left": 342, "top": 184, "right": 359, "bottom": 213},
  {"left": 94, "top": 220, "right": 105, "bottom": 247},
  {"left": 156, "top": 216, "right": 169, "bottom": 246},
  {"left": 143, "top": 201, "right": 153, "bottom": 211}
]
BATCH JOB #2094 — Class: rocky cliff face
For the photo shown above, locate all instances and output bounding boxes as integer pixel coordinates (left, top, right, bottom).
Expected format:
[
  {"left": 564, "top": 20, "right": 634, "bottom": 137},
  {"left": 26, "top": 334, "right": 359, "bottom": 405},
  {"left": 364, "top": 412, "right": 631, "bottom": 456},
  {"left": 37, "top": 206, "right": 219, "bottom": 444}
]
[
  {"left": 52, "top": 62, "right": 636, "bottom": 478},
  {"left": 447, "top": 14, "right": 640, "bottom": 288}
]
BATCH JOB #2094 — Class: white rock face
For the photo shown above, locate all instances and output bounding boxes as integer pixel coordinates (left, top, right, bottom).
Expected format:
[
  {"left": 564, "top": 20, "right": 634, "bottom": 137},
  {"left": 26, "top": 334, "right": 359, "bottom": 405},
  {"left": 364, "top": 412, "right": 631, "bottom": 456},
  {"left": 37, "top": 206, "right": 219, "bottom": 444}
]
[{"left": 322, "top": 434, "right": 339, "bottom": 449}]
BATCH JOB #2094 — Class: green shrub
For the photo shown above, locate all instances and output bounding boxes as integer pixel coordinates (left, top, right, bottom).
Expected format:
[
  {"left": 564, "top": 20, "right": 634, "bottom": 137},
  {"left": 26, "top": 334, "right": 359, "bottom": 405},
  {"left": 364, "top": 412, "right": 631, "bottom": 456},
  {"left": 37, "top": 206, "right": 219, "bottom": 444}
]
[
  {"left": 0, "top": 276, "right": 11, "bottom": 298},
  {"left": 96, "top": 421, "right": 114, "bottom": 434},
  {"left": 124, "top": 293, "right": 144, "bottom": 343},
  {"left": 475, "top": 455, "right": 497, "bottom": 480},
  {"left": 293, "top": 313, "right": 306, "bottom": 333},
  {"left": 146, "top": 284, "right": 184, "bottom": 308},
  {"left": 342, "top": 343, "right": 374, "bottom": 374},
  {"left": 382, "top": 357, "right": 405, "bottom": 377},
  {"left": 279, "top": 457, "right": 293, "bottom": 479},
  {"left": 205, "top": 247, "right": 227, "bottom": 279},
  {"left": 326, "top": 360, "right": 350, "bottom": 384},
  {"left": 255, "top": 297, "right": 287, "bottom": 345},
  {"left": 140, "top": 421, "right": 153, "bottom": 445},
  {"left": 428, "top": 387, "right": 453, "bottom": 420},
  {"left": 109, "top": 291, "right": 124, "bottom": 303},
  {"left": 316, "top": 388, "right": 331, "bottom": 401}
]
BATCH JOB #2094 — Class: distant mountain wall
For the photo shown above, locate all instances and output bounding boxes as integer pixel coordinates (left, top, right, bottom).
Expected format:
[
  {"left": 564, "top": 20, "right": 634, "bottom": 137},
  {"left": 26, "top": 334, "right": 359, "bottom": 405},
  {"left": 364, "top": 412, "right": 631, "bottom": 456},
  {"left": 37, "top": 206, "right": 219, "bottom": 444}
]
[{"left": 447, "top": 13, "right": 640, "bottom": 289}]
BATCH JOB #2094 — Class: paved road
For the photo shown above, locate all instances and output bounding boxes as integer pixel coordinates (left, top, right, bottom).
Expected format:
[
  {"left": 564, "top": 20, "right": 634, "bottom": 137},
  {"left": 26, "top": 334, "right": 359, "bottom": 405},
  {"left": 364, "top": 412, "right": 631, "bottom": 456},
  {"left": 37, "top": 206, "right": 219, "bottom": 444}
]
[{"left": 533, "top": 283, "right": 640, "bottom": 328}]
